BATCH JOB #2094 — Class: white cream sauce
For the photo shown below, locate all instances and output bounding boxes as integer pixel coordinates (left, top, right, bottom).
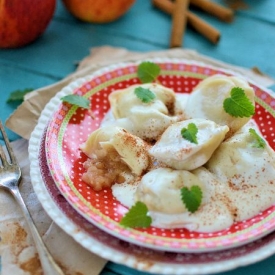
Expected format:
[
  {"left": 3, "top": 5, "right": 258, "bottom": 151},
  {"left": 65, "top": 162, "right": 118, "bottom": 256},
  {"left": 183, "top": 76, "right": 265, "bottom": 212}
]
[
  {"left": 84, "top": 84, "right": 275, "bottom": 233},
  {"left": 110, "top": 120, "right": 275, "bottom": 233}
]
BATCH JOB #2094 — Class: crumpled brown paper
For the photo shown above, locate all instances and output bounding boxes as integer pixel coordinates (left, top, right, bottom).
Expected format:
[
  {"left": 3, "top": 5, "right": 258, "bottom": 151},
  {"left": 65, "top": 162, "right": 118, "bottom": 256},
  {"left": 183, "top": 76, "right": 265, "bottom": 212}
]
[
  {"left": 2, "top": 46, "right": 275, "bottom": 275},
  {"left": 0, "top": 139, "right": 107, "bottom": 275},
  {"left": 6, "top": 46, "right": 274, "bottom": 140}
]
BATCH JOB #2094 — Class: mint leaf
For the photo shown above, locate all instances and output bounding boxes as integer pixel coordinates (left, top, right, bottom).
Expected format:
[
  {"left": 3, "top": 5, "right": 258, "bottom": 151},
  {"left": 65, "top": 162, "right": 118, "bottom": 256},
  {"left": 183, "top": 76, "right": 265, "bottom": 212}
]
[
  {"left": 134, "top": 87, "right": 156, "bottom": 103},
  {"left": 119, "top": 201, "right": 152, "bottom": 228},
  {"left": 137, "top": 61, "right": 161, "bottom": 83},
  {"left": 223, "top": 87, "right": 255, "bottom": 118},
  {"left": 6, "top": 88, "right": 33, "bottom": 103},
  {"left": 249, "top": 128, "right": 266, "bottom": 148},
  {"left": 181, "top": 123, "right": 198, "bottom": 144},
  {"left": 181, "top": 185, "right": 202, "bottom": 213},
  {"left": 61, "top": 94, "right": 90, "bottom": 109}
]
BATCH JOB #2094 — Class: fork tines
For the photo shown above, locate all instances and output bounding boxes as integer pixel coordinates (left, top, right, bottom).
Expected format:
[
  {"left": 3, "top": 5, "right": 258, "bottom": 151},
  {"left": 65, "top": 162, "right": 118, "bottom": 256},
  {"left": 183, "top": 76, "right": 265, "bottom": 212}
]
[{"left": 0, "top": 120, "right": 17, "bottom": 166}]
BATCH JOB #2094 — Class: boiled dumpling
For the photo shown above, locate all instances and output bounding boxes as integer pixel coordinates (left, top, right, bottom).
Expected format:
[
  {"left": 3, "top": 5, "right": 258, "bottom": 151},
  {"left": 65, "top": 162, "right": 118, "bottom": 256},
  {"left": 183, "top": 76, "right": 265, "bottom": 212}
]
[
  {"left": 135, "top": 167, "right": 234, "bottom": 231},
  {"left": 206, "top": 120, "right": 275, "bottom": 186},
  {"left": 149, "top": 118, "right": 229, "bottom": 170},
  {"left": 135, "top": 167, "right": 205, "bottom": 214},
  {"left": 206, "top": 120, "right": 275, "bottom": 221},
  {"left": 108, "top": 83, "right": 179, "bottom": 140},
  {"left": 80, "top": 126, "right": 149, "bottom": 176},
  {"left": 80, "top": 125, "right": 118, "bottom": 159},
  {"left": 109, "top": 83, "right": 175, "bottom": 118},
  {"left": 184, "top": 74, "right": 255, "bottom": 136}
]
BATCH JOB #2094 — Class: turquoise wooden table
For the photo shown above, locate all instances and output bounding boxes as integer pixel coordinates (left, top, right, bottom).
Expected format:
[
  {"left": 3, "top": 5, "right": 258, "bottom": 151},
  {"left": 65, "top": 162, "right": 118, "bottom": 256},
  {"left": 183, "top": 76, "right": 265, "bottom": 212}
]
[{"left": 1, "top": 0, "right": 275, "bottom": 274}]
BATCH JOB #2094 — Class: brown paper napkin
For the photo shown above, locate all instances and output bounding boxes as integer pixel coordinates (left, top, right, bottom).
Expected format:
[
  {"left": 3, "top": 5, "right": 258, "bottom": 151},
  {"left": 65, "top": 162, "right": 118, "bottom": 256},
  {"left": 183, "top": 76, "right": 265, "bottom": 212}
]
[
  {"left": 2, "top": 46, "right": 274, "bottom": 275},
  {"left": 0, "top": 139, "right": 107, "bottom": 275}
]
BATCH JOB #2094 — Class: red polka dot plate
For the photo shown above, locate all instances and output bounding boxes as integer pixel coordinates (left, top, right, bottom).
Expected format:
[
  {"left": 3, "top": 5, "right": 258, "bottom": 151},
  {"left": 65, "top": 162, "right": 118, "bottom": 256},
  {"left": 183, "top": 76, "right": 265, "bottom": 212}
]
[
  {"left": 43, "top": 59, "right": 275, "bottom": 253},
  {"left": 28, "top": 125, "right": 275, "bottom": 275}
]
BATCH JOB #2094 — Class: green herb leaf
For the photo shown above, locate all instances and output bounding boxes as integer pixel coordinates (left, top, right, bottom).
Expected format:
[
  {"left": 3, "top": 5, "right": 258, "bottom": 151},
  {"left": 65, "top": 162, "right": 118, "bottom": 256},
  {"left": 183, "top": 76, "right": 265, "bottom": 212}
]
[
  {"left": 249, "top": 128, "right": 266, "bottom": 148},
  {"left": 119, "top": 201, "right": 152, "bottom": 228},
  {"left": 181, "top": 123, "right": 198, "bottom": 144},
  {"left": 134, "top": 87, "right": 156, "bottom": 103},
  {"left": 137, "top": 61, "right": 161, "bottom": 83},
  {"left": 6, "top": 88, "right": 33, "bottom": 103},
  {"left": 61, "top": 94, "right": 90, "bottom": 109},
  {"left": 223, "top": 87, "right": 255, "bottom": 118},
  {"left": 181, "top": 185, "right": 203, "bottom": 213}
]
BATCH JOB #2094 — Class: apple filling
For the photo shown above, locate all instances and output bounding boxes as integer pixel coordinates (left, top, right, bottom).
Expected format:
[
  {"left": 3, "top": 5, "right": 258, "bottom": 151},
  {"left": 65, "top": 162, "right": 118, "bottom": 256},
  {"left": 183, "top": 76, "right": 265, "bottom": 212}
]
[{"left": 82, "top": 147, "right": 130, "bottom": 191}]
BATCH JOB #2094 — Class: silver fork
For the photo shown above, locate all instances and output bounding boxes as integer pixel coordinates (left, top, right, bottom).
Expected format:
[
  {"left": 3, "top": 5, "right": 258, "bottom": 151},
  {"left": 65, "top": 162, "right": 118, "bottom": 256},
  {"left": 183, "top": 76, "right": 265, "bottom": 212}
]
[{"left": 0, "top": 121, "right": 65, "bottom": 275}]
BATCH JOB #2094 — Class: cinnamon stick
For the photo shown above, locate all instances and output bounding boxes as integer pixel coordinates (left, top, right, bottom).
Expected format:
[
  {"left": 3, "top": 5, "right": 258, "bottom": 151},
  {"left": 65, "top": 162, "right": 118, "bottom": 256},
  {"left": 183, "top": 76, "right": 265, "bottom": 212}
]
[
  {"left": 190, "top": 0, "right": 234, "bottom": 22},
  {"left": 153, "top": 0, "right": 220, "bottom": 44},
  {"left": 187, "top": 10, "right": 220, "bottom": 44},
  {"left": 170, "top": 0, "right": 190, "bottom": 48}
]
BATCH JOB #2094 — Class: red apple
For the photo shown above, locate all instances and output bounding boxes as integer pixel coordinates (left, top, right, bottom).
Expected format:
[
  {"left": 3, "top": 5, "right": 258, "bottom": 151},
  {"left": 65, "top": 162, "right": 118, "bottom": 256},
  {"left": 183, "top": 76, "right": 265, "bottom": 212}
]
[
  {"left": 0, "top": 0, "right": 56, "bottom": 48},
  {"left": 62, "top": 0, "right": 135, "bottom": 23}
]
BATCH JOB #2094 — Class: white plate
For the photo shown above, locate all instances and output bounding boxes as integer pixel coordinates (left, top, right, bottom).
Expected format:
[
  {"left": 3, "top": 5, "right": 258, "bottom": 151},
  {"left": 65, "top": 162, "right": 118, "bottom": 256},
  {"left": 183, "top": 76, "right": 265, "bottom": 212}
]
[
  {"left": 29, "top": 59, "right": 275, "bottom": 274},
  {"left": 43, "top": 59, "right": 275, "bottom": 252}
]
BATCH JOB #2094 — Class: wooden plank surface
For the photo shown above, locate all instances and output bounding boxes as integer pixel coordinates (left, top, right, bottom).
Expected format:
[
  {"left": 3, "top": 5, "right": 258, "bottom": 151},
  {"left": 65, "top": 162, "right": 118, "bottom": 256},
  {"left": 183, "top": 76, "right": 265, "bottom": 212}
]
[{"left": 1, "top": 0, "right": 275, "bottom": 274}]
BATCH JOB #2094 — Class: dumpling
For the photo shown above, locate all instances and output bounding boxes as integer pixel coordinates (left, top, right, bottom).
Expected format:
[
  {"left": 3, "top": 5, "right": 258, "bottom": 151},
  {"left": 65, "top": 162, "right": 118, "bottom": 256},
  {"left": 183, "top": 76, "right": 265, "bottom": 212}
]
[
  {"left": 135, "top": 167, "right": 234, "bottom": 231},
  {"left": 108, "top": 83, "right": 179, "bottom": 140},
  {"left": 81, "top": 126, "right": 149, "bottom": 176},
  {"left": 149, "top": 118, "right": 229, "bottom": 170},
  {"left": 135, "top": 167, "right": 205, "bottom": 214},
  {"left": 206, "top": 120, "right": 275, "bottom": 221},
  {"left": 80, "top": 126, "right": 149, "bottom": 190},
  {"left": 206, "top": 120, "right": 275, "bottom": 186},
  {"left": 174, "top": 93, "right": 190, "bottom": 116},
  {"left": 184, "top": 74, "right": 255, "bottom": 136},
  {"left": 109, "top": 83, "right": 175, "bottom": 118}
]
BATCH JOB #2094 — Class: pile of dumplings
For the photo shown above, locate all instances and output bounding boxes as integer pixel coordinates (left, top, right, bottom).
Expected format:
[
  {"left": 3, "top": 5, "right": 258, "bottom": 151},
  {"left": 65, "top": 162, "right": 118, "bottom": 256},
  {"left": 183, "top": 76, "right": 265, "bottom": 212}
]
[{"left": 80, "top": 75, "right": 275, "bottom": 232}]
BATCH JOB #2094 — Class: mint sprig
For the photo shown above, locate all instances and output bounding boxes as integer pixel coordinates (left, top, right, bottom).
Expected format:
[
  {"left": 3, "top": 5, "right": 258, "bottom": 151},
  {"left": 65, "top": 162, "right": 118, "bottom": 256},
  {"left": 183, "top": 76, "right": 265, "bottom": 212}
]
[
  {"left": 181, "top": 123, "right": 198, "bottom": 144},
  {"left": 137, "top": 61, "right": 161, "bottom": 83},
  {"left": 134, "top": 87, "right": 156, "bottom": 103},
  {"left": 223, "top": 87, "right": 255, "bottom": 118},
  {"left": 119, "top": 201, "right": 152, "bottom": 228},
  {"left": 61, "top": 94, "right": 90, "bottom": 109},
  {"left": 249, "top": 128, "right": 266, "bottom": 148},
  {"left": 181, "top": 185, "right": 203, "bottom": 213},
  {"left": 6, "top": 88, "right": 33, "bottom": 103}
]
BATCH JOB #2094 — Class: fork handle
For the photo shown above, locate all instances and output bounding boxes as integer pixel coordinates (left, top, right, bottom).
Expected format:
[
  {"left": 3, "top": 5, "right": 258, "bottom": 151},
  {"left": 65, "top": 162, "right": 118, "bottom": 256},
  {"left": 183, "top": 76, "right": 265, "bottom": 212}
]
[{"left": 11, "top": 187, "right": 65, "bottom": 275}]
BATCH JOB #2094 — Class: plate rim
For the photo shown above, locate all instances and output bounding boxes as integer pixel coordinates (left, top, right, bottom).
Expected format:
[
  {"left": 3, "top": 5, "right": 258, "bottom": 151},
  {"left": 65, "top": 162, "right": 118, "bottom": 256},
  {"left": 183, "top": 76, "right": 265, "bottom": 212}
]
[
  {"left": 29, "top": 121, "right": 275, "bottom": 275},
  {"left": 29, "top": 58, "right": 275, "bottom": 274},
  {"left": 36, "top": 58, "right": 275, "bottom": 253},
  {"left": 28, "top": 62, "right": 275, "bottom": 275}
]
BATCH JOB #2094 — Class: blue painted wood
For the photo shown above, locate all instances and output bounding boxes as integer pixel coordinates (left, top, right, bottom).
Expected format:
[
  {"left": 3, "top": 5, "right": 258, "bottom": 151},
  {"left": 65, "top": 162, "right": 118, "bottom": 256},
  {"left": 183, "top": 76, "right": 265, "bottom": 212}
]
[
  {"left": 1, "top": 0, "right": 274, "bottom": 80},
  {"left": 1, "top": 0, "right": 275, "bottom": 273},
  {"left": 104, "top": 253, "right": 275, "bottom": 275},
  {"left": 0, "top": 61, "right": 59, "bottom": 141},
  {"left": 214, "top": 0, "right": 275, "bottom": 23}
]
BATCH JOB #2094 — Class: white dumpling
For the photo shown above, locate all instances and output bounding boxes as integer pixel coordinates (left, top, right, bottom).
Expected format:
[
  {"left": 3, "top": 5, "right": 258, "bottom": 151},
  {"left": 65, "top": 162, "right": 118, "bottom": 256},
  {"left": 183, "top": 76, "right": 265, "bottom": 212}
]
[
  {"left": 149, "top": 118, "right": 229, "bottom": 170},
  {"left": 80, "top": 126, "right": 149, "bottom": 176},
  {"left": 135, "top": 167, "right": 205, "bottom": 214},
  {"left": 135, "top": 167, "right": 234, "bottom": 231},
  {"left": 184, "top": 74, "right": 255, "bottom": 136},
  {"left": 206, "top": 120, "right": 275, "bottom": 221},
  {"left": 109, "top": 83, "right": 175, "bottom": 118},
  {"left": 108, "top": 83, "right": 178, "bottom": 140},
  {"left": 174, "top": 93, "right": 190, "bottom": 116}
]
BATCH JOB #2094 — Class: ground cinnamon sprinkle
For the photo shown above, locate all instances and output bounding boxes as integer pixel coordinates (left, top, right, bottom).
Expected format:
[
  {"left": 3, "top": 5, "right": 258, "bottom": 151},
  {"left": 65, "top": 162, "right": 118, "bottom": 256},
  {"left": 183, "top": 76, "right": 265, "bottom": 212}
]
[{"left": 20, "top": 254, "right": 42, "bottom": 275}]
